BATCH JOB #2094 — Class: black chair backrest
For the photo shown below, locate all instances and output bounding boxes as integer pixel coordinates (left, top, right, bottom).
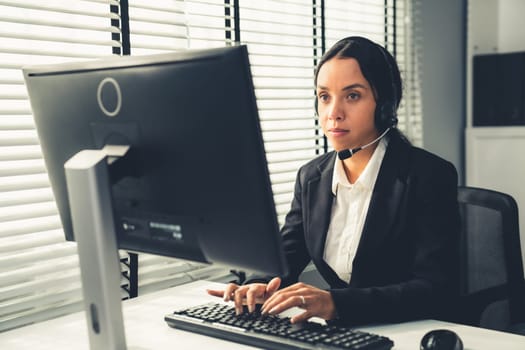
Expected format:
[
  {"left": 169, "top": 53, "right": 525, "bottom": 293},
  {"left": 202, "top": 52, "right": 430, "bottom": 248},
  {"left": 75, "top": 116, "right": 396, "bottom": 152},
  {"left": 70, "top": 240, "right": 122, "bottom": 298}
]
[{"left": 457, "top": 186, "right": 525, "bottom": 332}]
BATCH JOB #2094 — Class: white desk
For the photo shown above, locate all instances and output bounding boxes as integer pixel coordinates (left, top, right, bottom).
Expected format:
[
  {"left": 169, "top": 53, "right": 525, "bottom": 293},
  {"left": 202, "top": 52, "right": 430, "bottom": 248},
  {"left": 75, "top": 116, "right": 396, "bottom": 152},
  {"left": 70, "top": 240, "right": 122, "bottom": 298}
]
[{"left": 1, "top": 280, "right": 524, "bottom": 349}]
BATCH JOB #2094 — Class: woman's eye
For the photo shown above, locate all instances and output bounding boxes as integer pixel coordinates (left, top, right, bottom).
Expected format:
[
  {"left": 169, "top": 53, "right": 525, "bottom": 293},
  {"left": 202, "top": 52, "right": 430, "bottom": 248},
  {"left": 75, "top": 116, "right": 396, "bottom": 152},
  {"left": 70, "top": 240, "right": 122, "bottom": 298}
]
[
  {"left": 318, "top": 94, "right": 329, "bottom": 102},
  {"left": 347, "top": 92, "right": 360, "bottom": 100}
]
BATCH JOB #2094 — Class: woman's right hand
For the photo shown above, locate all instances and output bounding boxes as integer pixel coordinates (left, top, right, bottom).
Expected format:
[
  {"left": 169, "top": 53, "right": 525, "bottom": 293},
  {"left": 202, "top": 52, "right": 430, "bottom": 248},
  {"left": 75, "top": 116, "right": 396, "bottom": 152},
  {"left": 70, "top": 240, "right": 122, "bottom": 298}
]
[{"left": 207, "top": 277, "right": 281, "bottom": 315}]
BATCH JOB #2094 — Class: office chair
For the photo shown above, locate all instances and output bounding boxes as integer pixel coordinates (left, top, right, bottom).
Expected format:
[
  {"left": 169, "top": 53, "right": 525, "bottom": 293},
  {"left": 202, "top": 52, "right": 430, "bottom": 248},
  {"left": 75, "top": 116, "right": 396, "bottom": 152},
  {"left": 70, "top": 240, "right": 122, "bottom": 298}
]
[{"left": 457, "top": 186, "right": 525, "bottom": 334}]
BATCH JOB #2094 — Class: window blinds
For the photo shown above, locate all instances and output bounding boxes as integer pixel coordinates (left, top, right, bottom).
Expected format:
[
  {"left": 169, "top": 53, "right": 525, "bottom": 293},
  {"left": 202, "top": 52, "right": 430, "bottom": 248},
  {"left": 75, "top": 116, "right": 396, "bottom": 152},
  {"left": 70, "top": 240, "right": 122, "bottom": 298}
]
[
  {"left": 239, "top": 0, "right": 325, "bottom": 223},
  {"left": 398, "top": 0, "right": 423, "bottom": 146},
  {"left": 0, "top": 0, "right": 123, "bottom": 332},
  {"left": 1, "top": 0, "right": 424, "bottom": 330}
]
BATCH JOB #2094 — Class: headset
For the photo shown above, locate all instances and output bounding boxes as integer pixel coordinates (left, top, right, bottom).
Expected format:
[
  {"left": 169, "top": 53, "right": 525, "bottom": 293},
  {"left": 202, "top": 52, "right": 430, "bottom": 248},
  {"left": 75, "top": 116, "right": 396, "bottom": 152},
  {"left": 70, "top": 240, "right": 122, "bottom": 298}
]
[{"left": 372, "top": 39, "right": 399, "bottom": 132}]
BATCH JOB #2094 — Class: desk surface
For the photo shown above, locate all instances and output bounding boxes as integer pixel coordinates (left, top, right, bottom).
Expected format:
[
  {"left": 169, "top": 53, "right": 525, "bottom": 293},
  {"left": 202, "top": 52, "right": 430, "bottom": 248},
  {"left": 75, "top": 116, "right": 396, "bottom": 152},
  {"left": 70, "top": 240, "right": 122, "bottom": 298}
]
[{"left": 1, "top": 280, "right": 524, "bottom": 349}]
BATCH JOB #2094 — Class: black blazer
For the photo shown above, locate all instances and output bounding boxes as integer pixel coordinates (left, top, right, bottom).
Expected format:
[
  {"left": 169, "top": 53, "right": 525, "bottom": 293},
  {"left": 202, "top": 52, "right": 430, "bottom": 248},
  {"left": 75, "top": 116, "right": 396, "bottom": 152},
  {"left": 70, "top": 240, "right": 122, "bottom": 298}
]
[{"left": 279, "top": 132, "right": 460, "bottom": 325}]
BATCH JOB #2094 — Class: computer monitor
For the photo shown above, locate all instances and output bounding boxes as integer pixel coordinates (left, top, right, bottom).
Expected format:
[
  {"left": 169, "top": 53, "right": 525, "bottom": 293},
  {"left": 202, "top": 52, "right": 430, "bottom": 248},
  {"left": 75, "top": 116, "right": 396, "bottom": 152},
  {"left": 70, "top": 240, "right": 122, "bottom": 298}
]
[
  {"left": 23, "top": 45, "right": 288, "bottom": 349},
  {"left": 23, "top": 45, "right": 287, "bottom": 276}
]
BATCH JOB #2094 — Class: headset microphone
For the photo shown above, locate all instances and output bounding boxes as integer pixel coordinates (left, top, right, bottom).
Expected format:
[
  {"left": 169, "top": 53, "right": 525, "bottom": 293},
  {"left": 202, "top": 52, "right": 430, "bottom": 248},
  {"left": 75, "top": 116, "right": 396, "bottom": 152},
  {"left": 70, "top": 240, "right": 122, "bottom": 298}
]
[{"left": 337, "top": 127, "right": 392, "bottom": 160}]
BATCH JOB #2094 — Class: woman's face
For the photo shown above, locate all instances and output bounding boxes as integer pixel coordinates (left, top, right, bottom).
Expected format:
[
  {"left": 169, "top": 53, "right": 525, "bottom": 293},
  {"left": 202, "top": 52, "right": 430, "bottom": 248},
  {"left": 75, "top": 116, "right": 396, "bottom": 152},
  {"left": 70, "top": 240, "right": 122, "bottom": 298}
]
[{"left": 316, "top": 57, "right": 378, "bottom": 152}]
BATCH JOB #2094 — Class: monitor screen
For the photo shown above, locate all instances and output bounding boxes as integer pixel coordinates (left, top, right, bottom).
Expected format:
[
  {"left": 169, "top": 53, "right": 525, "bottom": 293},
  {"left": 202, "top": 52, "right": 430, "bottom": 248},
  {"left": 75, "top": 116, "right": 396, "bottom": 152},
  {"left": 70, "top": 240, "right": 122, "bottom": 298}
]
[{"left": 23, "top": 45, "right": 288, "bottom": 276}]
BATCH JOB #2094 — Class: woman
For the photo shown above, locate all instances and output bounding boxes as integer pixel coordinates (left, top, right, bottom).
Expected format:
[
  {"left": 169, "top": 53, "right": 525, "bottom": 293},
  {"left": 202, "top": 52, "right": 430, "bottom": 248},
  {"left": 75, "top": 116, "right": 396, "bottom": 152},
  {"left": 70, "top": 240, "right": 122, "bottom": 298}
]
[{"left": 208, "top": 36, "right": 460, "bottom": 326}]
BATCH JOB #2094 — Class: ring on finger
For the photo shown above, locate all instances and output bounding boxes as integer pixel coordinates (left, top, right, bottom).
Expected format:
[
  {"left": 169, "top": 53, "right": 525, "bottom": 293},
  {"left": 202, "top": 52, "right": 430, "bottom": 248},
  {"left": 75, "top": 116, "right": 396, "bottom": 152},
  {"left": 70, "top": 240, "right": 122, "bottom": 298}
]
[{"left": 299, "top": 295, "right": 306, "bottom": 306}]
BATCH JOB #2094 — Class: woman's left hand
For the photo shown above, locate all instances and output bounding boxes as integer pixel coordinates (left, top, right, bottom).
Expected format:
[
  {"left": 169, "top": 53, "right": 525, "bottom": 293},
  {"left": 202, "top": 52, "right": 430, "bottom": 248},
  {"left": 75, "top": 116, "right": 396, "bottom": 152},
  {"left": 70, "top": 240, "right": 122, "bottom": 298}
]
[{"left": 261, "top": 282, "right": 336, "bottom": 323}]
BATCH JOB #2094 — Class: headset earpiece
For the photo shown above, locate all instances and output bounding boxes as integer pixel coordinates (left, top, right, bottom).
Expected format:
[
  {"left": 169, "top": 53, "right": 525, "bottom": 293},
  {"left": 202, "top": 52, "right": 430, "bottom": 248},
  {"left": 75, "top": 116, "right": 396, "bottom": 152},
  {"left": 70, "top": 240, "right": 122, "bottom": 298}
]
[
  {"left": 373, "top": 43, "right": 399, "bottom": 132},
  {"left": 375, "top": 100, "right": 398, "bottom": 131}
]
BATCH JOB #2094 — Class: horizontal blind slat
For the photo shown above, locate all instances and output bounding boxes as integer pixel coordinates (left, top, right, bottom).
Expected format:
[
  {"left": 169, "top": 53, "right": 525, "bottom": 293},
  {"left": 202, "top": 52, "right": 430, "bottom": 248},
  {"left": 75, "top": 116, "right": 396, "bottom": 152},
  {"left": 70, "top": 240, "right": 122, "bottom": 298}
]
[
  {"left": 0, "top": 270, "right": 80, "bottom": 300},
  {"left": 128, "top": 3, "right": 185, "bottom": 15},
  {"left": 0, "top": 255, "right": 79, "bottom": 286},
  {"left": 0, "top": 188, "right": 54, "bottom": 208},
  {"left": 0, "top": 288, "right": 82, "bottom": 317},
  {"left": 0, "top": 14, "right": 120, "bottom": 32},
  {"left": 264, "top": 135, "right": 324, "bottom": 144},
  {"left": 0, "top": 174, "right": 52, "bottom": 192},
  {"left": 240, "top": 5, "right": 319, "bottom": 19},
  {"left": 0, "top": 117, "right": 35, "bottom": 130},
  {"left": 0, "top": 44, "right": 121, "bottom": 58},
  {"left": 0, "top": 159, "right": 46, "bottom": 176},
  {"left": 0, "top": 145, "right": 44, "bottom": 161},
  {"left": 0, "top": 229, "right": 63, "bottom": 253},
  {"left": 0, "top": 216, "right": 62, "bottom": 238},
  {"left": 0, "top": 202, "right": 57, "bottom": 222},
  {"left": 0, "top": 1, "right": 120, "bottom": 18},
  {"left": 0, "top": 300, "right": 83, "bottom": 332},
  {"left": 0, "top": 243, "right": 75, "bottom": 270},
  {"left": 0, "top": 30, "right": 121, "bottom": 46}
]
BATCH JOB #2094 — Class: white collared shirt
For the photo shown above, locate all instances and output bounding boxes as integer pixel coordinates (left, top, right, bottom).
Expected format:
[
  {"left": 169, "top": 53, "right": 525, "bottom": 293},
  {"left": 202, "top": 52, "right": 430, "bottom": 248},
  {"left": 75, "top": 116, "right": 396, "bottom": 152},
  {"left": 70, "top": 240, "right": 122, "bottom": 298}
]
[{"left": 323, "top": 137, "right": 388, "bottom": 283}]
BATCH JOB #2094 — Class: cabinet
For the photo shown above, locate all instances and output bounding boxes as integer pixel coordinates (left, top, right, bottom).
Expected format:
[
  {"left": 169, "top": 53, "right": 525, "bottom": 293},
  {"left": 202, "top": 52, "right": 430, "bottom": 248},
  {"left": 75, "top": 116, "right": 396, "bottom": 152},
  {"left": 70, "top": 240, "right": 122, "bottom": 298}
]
[{"left": 473, "top": 52, "right": 525, "bottom": 126}]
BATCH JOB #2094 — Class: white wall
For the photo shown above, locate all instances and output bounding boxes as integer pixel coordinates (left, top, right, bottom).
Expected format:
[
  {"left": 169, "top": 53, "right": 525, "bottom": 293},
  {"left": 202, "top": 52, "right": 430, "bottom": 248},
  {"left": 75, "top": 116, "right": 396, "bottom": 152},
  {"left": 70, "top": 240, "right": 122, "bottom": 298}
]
[
  {"left": 468, "top": 0, "right": 498, "bottom": 55},
  {"left": 419, "top": 0, "right": 465, "bottom": 181},
  {"left": 468, "top": 0, "right": 525, "bottom": 55},
  {"left": 498, "top": 0, "right": 525, "bottom": 52}
]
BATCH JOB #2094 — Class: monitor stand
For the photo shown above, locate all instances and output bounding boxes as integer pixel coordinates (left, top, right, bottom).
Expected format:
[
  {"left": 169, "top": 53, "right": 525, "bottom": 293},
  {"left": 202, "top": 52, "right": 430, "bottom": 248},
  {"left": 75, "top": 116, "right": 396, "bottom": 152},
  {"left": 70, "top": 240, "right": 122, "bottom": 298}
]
[{"left": 64, "top": 146, "right": 130, "bottom": 350}]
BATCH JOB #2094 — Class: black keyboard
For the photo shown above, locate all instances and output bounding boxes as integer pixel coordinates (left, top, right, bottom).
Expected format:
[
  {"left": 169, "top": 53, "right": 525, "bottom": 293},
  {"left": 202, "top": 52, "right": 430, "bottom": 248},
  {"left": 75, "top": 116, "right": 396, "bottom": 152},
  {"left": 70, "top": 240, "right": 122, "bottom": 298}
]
[{"left": 164, "top": 302, "right": 394, "bottom": 350}]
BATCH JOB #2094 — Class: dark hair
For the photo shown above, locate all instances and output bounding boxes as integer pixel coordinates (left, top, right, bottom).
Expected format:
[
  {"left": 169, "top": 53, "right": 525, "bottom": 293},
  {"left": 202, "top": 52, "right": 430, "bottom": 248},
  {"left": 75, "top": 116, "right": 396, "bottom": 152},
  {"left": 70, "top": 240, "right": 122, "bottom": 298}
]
[{"left": 314, "top": 36, "right": 403, "bottom": 133}]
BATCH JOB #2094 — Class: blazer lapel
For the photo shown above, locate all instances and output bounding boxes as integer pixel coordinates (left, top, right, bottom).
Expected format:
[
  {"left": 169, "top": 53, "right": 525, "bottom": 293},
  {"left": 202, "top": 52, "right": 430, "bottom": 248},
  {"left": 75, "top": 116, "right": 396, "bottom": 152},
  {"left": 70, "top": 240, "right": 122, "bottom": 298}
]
[
  {"left": 353, "top": 136, "right": 410, "bottom": 267},
  {"left": 304, "top": 153, "right": 351, "bottom": 287},
  {"left": 304, "top": 153, "right": 335, "bottom": 262}
]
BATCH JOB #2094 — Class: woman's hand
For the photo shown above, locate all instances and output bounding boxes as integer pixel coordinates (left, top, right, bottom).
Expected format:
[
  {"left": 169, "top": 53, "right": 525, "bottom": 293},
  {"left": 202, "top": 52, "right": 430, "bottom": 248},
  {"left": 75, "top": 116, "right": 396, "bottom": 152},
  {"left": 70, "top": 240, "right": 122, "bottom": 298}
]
[
  {"left": 206, "top": 277, "right": 281, "bottom": 315},
  {"left": 261, "top": 282, "right": 336, "bottom": 324}
]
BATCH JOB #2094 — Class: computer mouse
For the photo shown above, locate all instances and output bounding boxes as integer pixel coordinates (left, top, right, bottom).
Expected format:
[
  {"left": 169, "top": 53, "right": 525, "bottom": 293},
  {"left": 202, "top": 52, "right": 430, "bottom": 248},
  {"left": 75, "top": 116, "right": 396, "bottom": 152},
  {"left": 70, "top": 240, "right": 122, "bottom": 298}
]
[{"left": 420, "top": 329, "right": 463, "bottom": 350}]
